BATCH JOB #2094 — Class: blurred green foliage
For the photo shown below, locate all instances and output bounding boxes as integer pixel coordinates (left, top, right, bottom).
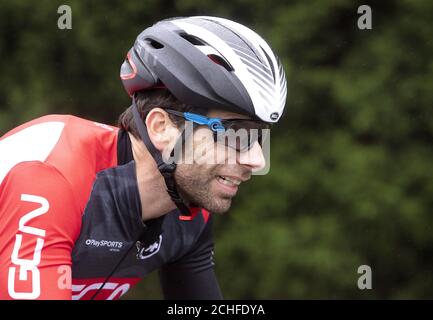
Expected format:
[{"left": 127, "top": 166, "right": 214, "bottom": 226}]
[{"left": 1, "top": 0, "right": 432, "bottom": 299}]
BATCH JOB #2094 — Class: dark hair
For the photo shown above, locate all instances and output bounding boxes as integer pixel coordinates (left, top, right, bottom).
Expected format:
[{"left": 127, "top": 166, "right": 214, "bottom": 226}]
[{"left": 118, "top": 89, "right": 206, "bottom": 139}]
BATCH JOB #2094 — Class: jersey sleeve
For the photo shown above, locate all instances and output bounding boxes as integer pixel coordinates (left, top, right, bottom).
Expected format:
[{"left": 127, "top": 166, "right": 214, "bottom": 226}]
[
  {"left": 158, "top": 215, "right": 223, "bottom": 299},
  {"left": 0, "top": 161, "right": 81, "bottom": 300}
]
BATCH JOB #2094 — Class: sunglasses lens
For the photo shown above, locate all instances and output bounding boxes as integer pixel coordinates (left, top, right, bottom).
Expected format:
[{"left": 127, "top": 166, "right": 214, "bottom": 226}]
[{"left": 215, "top": 120, "right": 270, "bottom": 152}]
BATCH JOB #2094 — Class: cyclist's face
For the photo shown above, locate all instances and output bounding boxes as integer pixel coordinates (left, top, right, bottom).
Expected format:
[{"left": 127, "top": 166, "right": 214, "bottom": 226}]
[{"left": 174, "top": 110, "right": 266, "bottom": 214}]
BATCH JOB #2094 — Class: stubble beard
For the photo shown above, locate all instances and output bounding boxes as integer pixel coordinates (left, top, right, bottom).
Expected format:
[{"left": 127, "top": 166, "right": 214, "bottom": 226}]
[{"left": 174, "top": 164, "right": 232, "bottom": 214}]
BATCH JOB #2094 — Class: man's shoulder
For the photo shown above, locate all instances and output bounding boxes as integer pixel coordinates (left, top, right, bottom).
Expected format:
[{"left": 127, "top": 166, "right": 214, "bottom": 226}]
[
  {"left": 1, "top": 114, "right": 118, "bottom": 146},
  {"left": 1, "top": 114, "right": 118, "bottom": 172},
  {"left": 0, "top": 114, "right": 120, "bottom": 209}
]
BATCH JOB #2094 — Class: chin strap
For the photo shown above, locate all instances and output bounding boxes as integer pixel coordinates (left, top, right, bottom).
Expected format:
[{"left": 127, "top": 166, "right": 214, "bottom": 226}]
[{"left": 131, "top": 95, "right": 193, "bottom": 220}]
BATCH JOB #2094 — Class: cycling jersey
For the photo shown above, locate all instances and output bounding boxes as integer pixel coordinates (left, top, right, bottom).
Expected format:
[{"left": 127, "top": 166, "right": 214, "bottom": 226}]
[{"left": 0, "top": 115, "right": 222, "bottom": 300}]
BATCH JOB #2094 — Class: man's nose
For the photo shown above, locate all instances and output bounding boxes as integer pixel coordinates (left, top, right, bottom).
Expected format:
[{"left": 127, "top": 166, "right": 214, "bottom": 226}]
[{"left": 238, "top": 141, "right": 266, "bottom": 172}]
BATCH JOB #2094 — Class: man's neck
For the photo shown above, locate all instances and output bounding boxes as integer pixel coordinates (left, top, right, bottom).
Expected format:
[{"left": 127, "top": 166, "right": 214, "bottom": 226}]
[{"left": 128, "top": 132, "right": 177, "bottom": 221}]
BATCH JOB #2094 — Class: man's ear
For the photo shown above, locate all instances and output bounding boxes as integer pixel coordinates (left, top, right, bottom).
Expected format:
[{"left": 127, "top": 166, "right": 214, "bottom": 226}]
[{"left": 145, "top": 108, "right": 179, "bottom": 152}]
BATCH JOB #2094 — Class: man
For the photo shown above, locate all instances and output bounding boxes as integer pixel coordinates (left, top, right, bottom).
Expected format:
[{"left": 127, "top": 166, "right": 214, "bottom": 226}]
[{"left": 0, "top": 16, "right": 287, "bottom": 300}]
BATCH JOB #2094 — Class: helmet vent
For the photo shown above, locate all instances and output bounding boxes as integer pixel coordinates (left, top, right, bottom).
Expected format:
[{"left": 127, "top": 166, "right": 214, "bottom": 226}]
[
  {"left": 146, "top": 38, "right": 164, "bottom": 49},
  {"left": 179, "top": 33, "right": 205, "bottom": 46},
  {"left": 207, "top": 54, "right": 233, "bottom": 72}
]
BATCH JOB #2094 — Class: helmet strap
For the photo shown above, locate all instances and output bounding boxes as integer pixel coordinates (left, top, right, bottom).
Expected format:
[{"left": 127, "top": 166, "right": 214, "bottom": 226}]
[{"left": 131, "top": 95, "right": 193, "bottom": 220}]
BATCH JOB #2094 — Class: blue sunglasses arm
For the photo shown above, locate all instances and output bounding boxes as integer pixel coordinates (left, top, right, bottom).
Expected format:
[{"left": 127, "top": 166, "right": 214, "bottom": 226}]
[{"left": 183, "top": 112, "right": 226, "bottom": 132}]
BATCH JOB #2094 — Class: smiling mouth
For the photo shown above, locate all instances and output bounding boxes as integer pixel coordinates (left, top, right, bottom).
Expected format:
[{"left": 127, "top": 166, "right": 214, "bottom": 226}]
[
  {"left": 214, "top": 175, "right": 242, "bottom": 197},
  {"left": 216, "top": 175, "right": 242, "bottom": 186}
]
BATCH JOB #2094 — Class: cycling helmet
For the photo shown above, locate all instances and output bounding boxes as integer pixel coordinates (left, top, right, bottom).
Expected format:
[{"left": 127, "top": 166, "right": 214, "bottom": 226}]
[
  {"left": 120, "top": 16, "right": 288, "bottom": 218},
  {"left": 121, "top": 16, "right": 287, "bottom": 123}
]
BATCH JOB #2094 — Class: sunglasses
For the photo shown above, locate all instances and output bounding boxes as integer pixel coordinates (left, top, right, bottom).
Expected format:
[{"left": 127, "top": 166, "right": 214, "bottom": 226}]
[{"left": 165, "top": 109, "right": 270, "bottom": 152}]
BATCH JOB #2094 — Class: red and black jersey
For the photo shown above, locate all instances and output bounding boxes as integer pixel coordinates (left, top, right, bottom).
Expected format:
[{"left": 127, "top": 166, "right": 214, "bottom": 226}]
[{"left": 0, "top": 115, "right": 220, "bottom": 300}]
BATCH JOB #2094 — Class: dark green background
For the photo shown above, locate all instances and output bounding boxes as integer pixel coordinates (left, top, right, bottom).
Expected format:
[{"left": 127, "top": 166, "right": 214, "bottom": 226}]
[{"left": 1, "top": 0, "right": 432, "bottom": 299}]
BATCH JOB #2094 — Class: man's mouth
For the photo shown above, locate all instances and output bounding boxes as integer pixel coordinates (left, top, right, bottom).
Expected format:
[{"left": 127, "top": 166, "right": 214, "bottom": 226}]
[
  {"left": 216, "top": 175, "right": 242, "bottom": 186},
  {"left": 214, "top": 175, "right": 244, "bottom": 197}
]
